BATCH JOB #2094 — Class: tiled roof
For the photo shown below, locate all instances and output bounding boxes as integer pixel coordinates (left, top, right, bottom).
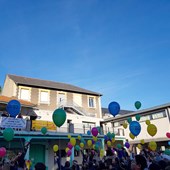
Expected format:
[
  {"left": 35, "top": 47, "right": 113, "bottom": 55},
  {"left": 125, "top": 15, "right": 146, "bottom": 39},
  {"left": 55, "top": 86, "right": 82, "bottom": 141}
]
[
  {"left": 0, "top": 95, "right": 36, "bottom": 108},
  {"left": 8, "top": 74, "right": 102, "bottom": 96}
]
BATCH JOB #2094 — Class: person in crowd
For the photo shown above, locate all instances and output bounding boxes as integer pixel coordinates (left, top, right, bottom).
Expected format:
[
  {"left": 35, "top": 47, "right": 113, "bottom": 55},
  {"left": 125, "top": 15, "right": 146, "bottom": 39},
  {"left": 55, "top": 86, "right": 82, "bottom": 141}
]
[
  {"left": 131, "top": 154, "right": 148, "bottom": 170},
  {"left": 34, "top": 162, "right": 46, "bottom": 170}
]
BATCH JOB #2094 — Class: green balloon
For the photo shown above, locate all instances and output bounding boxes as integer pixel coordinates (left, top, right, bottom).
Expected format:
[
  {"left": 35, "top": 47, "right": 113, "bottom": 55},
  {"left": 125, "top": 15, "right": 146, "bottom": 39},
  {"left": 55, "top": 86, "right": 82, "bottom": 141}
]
[
  {"left": 164, "top": 149, "right": 170, "bottom": 155},
  {"left": 75, "top": 145, "right": 80, "bottom": 151},
  {"left": 107, "top": 132, "right": 111, "bottom": 138},
  {"left": 94, "top": 144, "right": 99, "bottom": 150},
  {"left": 52, "top": 109, "right": 66, "bottom": 127},
  {"left": 135, "top": 115, "right": 141, "bottom": 121},
  {"left": 3, "top": 128, "right": 14, "bottom": 141},
  {"left": 41, "top": 127, "right": 47, "bottom": 135},
  {"left": 127, "top": 117, "right": 132, "bottom": 124},
  {"left": 135, "top": 101, "right": 141, "bottom": 110},
  {"left": 111, "top": 133, "right": 115, "bottom": 138},
  {"left": 117, "top": 144, "right": 122, "bottom": 149}
]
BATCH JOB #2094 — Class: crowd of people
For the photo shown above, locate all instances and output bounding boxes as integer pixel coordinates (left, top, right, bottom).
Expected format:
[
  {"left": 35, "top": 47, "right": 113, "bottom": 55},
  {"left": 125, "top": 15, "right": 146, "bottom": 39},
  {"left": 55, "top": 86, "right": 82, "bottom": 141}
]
[
  {"left": 55, "top": 147, "right": 170, "bottom": 170},
  {"left": 1, "top": 145, "right": 170, "bottom": 170}
]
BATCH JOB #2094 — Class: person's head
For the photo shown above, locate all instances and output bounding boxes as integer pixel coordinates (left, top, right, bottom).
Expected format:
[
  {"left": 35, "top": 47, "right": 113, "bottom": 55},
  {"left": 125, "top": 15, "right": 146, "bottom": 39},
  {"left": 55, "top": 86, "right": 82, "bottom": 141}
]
[
  {"left": 149, "top": 162, "right": 161, "bottom": 170},
  {"left": 132, "top": 155, "right": 147, "bottom": 170},
  {"left": 34, "top": 162, "right": 46, "bottom": 170},
  {"left": 158, "top": 160, "right": 167, "bottom": 170},
  {"left": 65, "top": 161, "right": 70, "bottom": 167}
]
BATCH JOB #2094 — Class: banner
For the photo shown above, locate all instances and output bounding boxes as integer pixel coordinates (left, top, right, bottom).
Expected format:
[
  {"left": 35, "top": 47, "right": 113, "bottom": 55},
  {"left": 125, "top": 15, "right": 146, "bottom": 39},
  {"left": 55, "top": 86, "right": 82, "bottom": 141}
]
[
  {"left": 0, "top": 117, "right": 26, "bottom": 129},
  {"left": 32, "top": 120, "right": 56, "bottom": 131}
]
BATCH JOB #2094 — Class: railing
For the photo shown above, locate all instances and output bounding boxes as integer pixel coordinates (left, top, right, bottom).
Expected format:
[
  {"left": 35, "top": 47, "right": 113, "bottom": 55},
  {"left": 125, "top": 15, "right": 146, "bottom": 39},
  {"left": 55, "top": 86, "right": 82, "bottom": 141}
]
[{"left": 58, "top": 100, "right": 95, "bottom": 117}]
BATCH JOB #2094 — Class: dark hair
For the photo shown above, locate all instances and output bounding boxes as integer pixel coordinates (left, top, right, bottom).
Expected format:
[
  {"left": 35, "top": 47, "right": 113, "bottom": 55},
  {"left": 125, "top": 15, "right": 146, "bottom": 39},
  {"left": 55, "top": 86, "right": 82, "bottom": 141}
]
[
  {"left": 158, "top": 160, "right": 167, "bottom": 170},
  {"left": 135, "top": 155, "right": 147, "bottom": 170},
  {"left": 149, "top": 163, "right": 161, "bottom": 170},
  {"left": 65, "top": 161, "right": 70, "bottom": 167},
  {"left": 34, "top": 162, "right": 46, "bottom": 170}
]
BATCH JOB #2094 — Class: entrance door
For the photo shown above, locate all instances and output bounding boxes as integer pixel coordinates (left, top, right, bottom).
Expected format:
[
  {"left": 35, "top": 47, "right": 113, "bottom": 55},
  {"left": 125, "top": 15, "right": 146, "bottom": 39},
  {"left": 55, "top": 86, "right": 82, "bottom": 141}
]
[
  {"left": 29, "top": 144, "right": 45, "bottom": 168},
  {"left": 57, "top": 92, "right": 67, "bottom": 106}
]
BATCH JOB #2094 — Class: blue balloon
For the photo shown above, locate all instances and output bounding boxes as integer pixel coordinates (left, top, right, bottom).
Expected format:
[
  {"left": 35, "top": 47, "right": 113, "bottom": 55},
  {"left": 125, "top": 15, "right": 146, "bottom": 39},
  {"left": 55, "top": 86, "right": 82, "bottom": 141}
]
[
  {"left": 129, "top": 121, "right": 141, "bottom": 136},
  {"left": 108, "top": 101, "right": 120, "bottom": 117},
  {"left": 104, "top": 135, "right": 108, "bottom": 140},
  {"left": 6, "top": 100, "right": 21, "bottom": 117},
  {"left": 168, "top": 141, "right": 170, "bottom": 146},
  {"left": 87, "top": 130, "right": 91, "bottom": 135}
]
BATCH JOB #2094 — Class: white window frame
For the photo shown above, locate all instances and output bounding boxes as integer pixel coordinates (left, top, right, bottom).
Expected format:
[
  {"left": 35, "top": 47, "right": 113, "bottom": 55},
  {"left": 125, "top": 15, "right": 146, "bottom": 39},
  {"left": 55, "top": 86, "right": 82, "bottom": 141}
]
[
  {"left": 18, "top": 86, "right": 31, "bottom": 101},
  {"left": 88, "top": 96, "right": 96, "bottom": 108},
  {"left": 39, "top": 89, "right": 50, "bottom": 104},
  {"left": 73, "top": 93, "right": 82, "bottom": 107},
  {"left": 57, "top": 91, "right": 67, "bottom": 106}
]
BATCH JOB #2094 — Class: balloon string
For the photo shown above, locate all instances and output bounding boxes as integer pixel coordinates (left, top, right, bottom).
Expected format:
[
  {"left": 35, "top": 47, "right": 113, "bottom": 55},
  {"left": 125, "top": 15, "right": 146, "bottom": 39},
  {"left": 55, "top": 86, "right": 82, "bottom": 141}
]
[{"left": 59, "top": 127, "right": 61, "bottom": 170}]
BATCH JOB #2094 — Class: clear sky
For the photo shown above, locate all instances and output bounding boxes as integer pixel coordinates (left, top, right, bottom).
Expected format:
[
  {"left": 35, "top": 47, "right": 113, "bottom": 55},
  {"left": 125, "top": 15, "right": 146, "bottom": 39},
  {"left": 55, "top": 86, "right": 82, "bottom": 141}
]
[{"left": 0, "top": 0, "right": 170, "bottom": 111}]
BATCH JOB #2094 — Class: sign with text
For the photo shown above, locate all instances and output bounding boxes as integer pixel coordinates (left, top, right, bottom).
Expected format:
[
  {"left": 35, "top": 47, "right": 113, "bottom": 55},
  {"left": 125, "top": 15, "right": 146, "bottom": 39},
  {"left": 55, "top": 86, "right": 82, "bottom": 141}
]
[
  {"left": 0, "top": 117, "right": 26, "bottom": 129},
  {"left": 32, "top": 120, "right": 57, "bottom": 131}
]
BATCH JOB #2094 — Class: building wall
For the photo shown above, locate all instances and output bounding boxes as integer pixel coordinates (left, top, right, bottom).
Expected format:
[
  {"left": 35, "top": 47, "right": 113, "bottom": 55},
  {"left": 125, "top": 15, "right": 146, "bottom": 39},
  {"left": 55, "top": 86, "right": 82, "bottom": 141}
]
[
  {"left": 2, "top": 76, "right": 17, "bottom": 97},
  {"left": 103, "top": 108, "right": 170, "bottom": 144},
  {"left": 16, "top": 85, "right": 102, "bottom": 118}
]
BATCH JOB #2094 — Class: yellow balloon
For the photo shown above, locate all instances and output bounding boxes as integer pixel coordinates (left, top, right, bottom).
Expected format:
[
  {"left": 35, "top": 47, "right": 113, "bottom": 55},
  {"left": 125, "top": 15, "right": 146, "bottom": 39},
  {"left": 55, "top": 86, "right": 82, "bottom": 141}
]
[
  {"left": 123, "top": 122, "right": 128, "bottom": 129},
  {"left": 80, "top": 142, "right": 84, "bottom": 148},
  {"left": 107, "top": 141, "right": 111, "bottom": 147},
  {"left": 145, "top": 120, "right": 151, "bottom": 125},
  {"left": 93, "top": 136, "right": 98, "bottom": 142},
  {"left": 93, "top": 144, "right": 95, "bottom": 150},
  {"left": 137, "top": 144, "right": 142, "bottom": 150},
  {"left": 78, "top": 135, "right": 81, "bottom": 140},
  {"left": 111, "top": 138, "right": 115, "bottom": 143},
  {"left": 129, "top": 133, "right": 135, "bottom": 140},
  {"left": 148, "top": 141, "right": 157, "bottom": 151},
  {"left": 65, "top": 147, "right": 69, "bottom": 153},
  {"left": 68, "top": 134, "right": 71, "bottom": 139},
  {"left": 70, "top": 137, "right": 76, "bottom": 146},
  {"left": 87, "top": 140, "right": 92, "bottom": 147},
  {"left": 100, "top": 149, "right": 104, "bottom": 157},
  {"left": 53, "top": 145, "right": 59, "bottom": 152},
  {"left": 147, "top": 124, "right": 157, "bottom": 137},
  {"left": 140, "top": 139, "right": 145, "bottom": 145}
]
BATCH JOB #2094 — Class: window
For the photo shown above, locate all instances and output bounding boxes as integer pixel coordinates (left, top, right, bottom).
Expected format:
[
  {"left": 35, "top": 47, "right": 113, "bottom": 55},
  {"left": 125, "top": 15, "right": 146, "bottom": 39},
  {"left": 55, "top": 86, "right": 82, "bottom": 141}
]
[
  {"left": 152, "top": 111, "right": 166, "bottom": 119},
  {"left": 113, "top": 122, "right": 119, "bottom": 127},
  {"left": 20, "top": 88, "right": 30, "bottom": 101},
  {"left": 88, "top": 96, "right": 95, "bottom": 108},
  {"left": 73, "top": 93, "right": 82, "bottom": 107},
  {"left": 140, "top": 115, "right": 151, "bottom": 122},
  {"left": 39, "top": 90, "right": 49, "bottom": 103}
]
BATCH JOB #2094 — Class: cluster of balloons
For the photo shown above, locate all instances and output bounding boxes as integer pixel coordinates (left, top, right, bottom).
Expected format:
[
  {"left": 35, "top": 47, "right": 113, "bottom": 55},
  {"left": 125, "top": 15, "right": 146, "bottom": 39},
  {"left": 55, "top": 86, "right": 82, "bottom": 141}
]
[
  {"left": 6, "top": 99, "right": 21, "bottom": 118},
  {"left": 104, "top": 132, "right": 116, "bottom": 148},
  {"left": 123, "top": 115, "right": 141, "bottom": 139},
  {"left": 0, "top": 147, "right": 6, "bottom": 157},
  {"left": 145, "top": 121, "right": 157, "bottom": 137}
]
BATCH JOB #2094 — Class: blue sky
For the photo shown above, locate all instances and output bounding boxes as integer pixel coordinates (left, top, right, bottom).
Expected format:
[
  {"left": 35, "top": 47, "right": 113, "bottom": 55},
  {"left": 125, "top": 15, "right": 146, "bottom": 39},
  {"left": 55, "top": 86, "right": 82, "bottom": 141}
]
[{"left": 0, "top": 0, "right": 170, "bottom": 110}]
